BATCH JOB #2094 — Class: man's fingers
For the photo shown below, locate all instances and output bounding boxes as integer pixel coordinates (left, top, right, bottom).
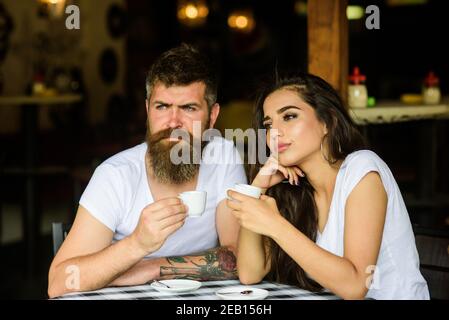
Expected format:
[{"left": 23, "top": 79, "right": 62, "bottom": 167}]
[
  {"left": 146, "top": 197, "right": 182, "bottom": 211},
  {"left": 162, "top": 220, "right": 185, "bottom": 237},
  {"left": 159, "top": 212, "right": 187, "bottom": 229},
  {"left": 152, "top": 204, "right": 187, "bottom": 221}
]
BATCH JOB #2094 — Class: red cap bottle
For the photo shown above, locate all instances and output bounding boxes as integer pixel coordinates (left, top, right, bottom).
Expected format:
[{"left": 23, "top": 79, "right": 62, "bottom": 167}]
[{"left": 349, "top": 66, "right": 366, "bottom": 85}]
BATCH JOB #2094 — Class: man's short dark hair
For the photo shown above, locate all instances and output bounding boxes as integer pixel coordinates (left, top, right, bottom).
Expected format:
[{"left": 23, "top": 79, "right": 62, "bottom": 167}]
[{"left": 145, "top": 43, "right": 217, "bottom": 109}]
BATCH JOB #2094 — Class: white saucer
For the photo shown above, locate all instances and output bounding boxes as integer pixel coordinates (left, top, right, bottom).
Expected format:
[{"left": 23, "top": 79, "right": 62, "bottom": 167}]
[
  {"left": 150, "top": 280, "right": 202, "bottom": 293},
  {"left": 216, "top": 286, "right": 269, "bottom": 300}
]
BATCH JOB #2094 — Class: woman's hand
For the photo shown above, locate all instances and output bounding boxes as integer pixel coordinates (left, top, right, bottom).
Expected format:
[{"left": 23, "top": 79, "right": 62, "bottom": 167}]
[
  {"left": 226, "top": 190, "right": 286, "bottom": 238},
  {"left": 252, "top": 155, "right": 304, "bottom": 191}
]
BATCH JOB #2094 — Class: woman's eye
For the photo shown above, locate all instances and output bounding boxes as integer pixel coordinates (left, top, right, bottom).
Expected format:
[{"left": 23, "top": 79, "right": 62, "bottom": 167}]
[
  {"left": 263, "top": 123, "right": 272, "bottom": 129},
  {"left": 284, "top": 113, "right": 297, "bottom": 121}
]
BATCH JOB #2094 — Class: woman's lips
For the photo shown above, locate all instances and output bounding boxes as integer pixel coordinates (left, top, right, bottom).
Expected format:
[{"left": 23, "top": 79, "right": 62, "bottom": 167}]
[{"left": 277, "top": 143, "right": 291, "bottom": 152}]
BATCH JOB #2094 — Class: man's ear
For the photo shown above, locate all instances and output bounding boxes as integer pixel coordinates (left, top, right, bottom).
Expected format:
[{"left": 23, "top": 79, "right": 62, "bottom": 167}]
[
  {"left": 208, "top": 103, "right": 220, "bottom": 128},
  {"left": 145, "top": 99, "right": 150, "bottom": 115}
]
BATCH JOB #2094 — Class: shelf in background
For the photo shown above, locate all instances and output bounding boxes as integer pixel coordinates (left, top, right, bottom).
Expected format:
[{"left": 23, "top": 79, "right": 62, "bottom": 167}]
[
  {"left": 350, "top": 101, "right": 449, "bottom": 125},
  {"left": 0, "top": 94, "right": 83, "bottom": 106}
]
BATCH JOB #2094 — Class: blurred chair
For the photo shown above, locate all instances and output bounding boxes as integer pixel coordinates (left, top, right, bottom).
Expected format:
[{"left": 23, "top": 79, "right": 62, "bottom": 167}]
[
  {"left": 413, "top": 225, "right": 449, "bottom": 299},
  {"left": 52, "top": 222, "right": 72, "bottom": 256}
]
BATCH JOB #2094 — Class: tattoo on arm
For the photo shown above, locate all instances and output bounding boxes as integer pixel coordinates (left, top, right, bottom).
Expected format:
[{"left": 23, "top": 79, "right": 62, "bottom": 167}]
[{"left": 160, "top": 247, "right": 237, "bottom": 281}]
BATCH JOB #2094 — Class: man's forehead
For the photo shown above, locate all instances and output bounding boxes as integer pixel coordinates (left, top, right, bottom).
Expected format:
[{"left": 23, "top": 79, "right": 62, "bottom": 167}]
[{"left": 150, "top": 81, "right": 207, "bottom": 104}]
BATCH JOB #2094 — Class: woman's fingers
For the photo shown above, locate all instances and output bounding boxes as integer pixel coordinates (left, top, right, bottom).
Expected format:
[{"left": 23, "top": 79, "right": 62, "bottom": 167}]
[
  {"left": 227, "top": 189, "right": 254, "bottom": 202},
  {"left": 293, "top": 168, "right": 299, "bottom": 185},
  {"left": 293, "top": 166, "right": 305, "bottom": 177},
  {"left": 286, "top": 167, "right": 300, "bottom": 185},
  {"left": 274, "top": 164, "right": 288, "bottom": 179},
  {"left": 230, "top": 209, "right": 242, "bottom": 219},
  {"left": 226, "top": 198, "right": 241, "bottom": 210}
]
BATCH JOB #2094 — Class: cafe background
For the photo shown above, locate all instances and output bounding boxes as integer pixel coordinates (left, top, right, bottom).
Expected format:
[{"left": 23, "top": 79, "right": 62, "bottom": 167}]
[{"left": 0, "top": 0, "right": 448, "bottom": 299}]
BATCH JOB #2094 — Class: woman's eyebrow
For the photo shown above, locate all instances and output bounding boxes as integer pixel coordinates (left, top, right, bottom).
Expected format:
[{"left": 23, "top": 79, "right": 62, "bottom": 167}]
[
  {"left": 263, "top": 105, "right": 302, "bottom": 121},
  {"left": 277, "top": 105, "right": 302, "bottom": 114}
]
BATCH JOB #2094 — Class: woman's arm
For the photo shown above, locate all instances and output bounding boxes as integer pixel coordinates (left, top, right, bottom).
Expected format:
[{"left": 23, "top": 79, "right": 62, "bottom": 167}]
[
  {"left": 233, "top": 157, "right": 303, "bottom": 283},
  {"left": 236, "top": 228, "right": 270, "bottom": 284},
  {"left": 228, "top": 172, "right": 387, "bottom": 299},
  {"left": 271, "top": 172, "right": 387, "bottom": 299}
]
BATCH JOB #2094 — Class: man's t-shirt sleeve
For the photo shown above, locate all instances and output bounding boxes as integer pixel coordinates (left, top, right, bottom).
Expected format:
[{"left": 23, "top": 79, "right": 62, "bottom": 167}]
[
  {"left": 79, "top": 163, "right": 123, "bottom": 232},
  {"left": 216, "top": 142, "right": 248, "bottom": 204}
]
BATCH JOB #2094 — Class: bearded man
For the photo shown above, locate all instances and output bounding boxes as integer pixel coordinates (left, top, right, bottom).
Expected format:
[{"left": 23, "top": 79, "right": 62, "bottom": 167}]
[{"left": 48, "top": 44, "right": 246, "bottom": 298}]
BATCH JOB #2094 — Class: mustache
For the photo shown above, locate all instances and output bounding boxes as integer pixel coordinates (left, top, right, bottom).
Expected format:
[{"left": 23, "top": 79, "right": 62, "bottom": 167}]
[{"left": 148, "top": 128, "right": 194, "bottom": 145}]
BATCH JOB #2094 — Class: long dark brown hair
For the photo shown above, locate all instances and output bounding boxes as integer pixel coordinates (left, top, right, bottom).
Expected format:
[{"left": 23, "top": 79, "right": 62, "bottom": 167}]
[{"left": 250, "top": 72, "right": 366, "bottom": 291}]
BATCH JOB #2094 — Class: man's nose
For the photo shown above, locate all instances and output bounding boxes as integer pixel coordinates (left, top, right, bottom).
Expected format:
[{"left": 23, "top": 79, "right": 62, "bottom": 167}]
[{"left": 167, "top": 108, "right": 183, "bottom": 129}]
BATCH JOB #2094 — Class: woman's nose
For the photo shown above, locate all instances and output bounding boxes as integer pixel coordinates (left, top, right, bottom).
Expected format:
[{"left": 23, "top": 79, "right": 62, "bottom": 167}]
[{"left": 270, "top": 125, "right": 283, "bottom": 137}]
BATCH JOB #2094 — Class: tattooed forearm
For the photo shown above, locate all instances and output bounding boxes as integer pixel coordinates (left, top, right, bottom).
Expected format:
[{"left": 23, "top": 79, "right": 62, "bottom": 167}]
[{"left": 160, "top": 247, "right": 237, "bottom": 281}]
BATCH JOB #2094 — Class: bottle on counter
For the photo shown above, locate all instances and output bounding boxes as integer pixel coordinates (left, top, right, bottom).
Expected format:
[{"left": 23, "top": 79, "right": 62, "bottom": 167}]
[
  {"left": 348, "top": 66, "right": 368, "bottom": 108},
  {"left": 422, "top": 71, "right": 441, "bottom": 105},
  {"left": 32, "top": 72, "right": 46, "bottom": 96}
]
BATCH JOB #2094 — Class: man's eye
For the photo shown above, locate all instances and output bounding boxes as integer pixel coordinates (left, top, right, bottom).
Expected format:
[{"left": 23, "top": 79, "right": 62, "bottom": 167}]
[
  {"left": 156, "top": 105, "right": 167, "bottom": 110},
  {"left": 284, "top": 114, "right": 297, "bottom": 121},
  {"left": 183, "top": 106, "right": 196, "bottom": 112}
]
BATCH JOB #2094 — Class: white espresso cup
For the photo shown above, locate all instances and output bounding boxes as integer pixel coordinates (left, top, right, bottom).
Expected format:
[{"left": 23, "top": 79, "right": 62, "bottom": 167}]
[
  {"left": 230, "top": 183, "right": 262, "bottom": 199},
  {"left": 178, "top": 191, "right": 207, "bottom": 217}
]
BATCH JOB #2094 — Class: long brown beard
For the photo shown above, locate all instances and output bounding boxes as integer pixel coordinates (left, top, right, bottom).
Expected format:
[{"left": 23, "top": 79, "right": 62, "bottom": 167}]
[{"left": 146, "top": 126, "right": 208, "bottom": 184}]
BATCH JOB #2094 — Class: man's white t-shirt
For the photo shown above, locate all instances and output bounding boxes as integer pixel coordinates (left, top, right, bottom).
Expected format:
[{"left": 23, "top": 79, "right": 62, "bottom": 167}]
[
  {"left": 315, "top": 150, "right": 429, "bottom": 300},
  {"left": 79, "top": 137, "right": 247, "bottom": 258}
]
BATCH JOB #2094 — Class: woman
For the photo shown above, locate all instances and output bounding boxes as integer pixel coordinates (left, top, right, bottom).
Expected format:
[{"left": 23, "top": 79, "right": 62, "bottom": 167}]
[{"left": 227, "top": 72, "right": 429, "bottom": 299}]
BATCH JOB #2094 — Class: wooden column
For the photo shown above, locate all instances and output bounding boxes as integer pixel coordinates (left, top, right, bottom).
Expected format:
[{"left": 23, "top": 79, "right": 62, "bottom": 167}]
[{"left": 308, "top": 0, "right": 348, "bottom": 105}]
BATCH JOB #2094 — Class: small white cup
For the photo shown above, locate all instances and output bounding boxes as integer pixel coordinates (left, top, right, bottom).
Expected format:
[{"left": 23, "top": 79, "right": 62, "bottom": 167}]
[
  {"left": 178, "top": 191, "right": 207, "bottom": 217},
  {"left": 230, "top": 184, "right": 262, "bottom": 199}
]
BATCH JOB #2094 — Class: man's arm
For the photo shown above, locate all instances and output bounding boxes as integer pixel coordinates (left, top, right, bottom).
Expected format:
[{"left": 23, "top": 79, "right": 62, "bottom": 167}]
[
  {"left": 110, "top": 246, "right": 237, "bottom": 286},
  {"left": 160, "top": 199, "right": 239, "bottom": 280},
  {"left": 48, "top": 206, "right": 147, "bottom": 298},
  {"left": 48, "top": 198, "right": 186, "bottom": 297},
  {"left": 110, "top": 199, "right": 240, "bottom": 286}
]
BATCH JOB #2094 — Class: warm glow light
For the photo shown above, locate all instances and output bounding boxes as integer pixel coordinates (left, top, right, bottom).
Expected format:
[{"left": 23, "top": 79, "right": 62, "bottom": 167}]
[
  {"left": 227, "top": 10, "right": 255, "bottom": 33},
  {"left": 185, "top": 4, "right": 199, "bottom": 19},
  {"left": 39, "top": 0, "right": 62, "bottom": 4},
  {"left": 177, "top": 1, "right": 208, "bottom": 27},
  {"left": 235, "top": 16, "right": 248, "bottom": 29},
  {"left": 38, "top": 0, "right": 66, "bottom": 18},
  {"left": 346, "top": 5, "right": 364, "bottom": 20},
  {"left": 198, "top": 6, "right": 209, "bottom": 18}
]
